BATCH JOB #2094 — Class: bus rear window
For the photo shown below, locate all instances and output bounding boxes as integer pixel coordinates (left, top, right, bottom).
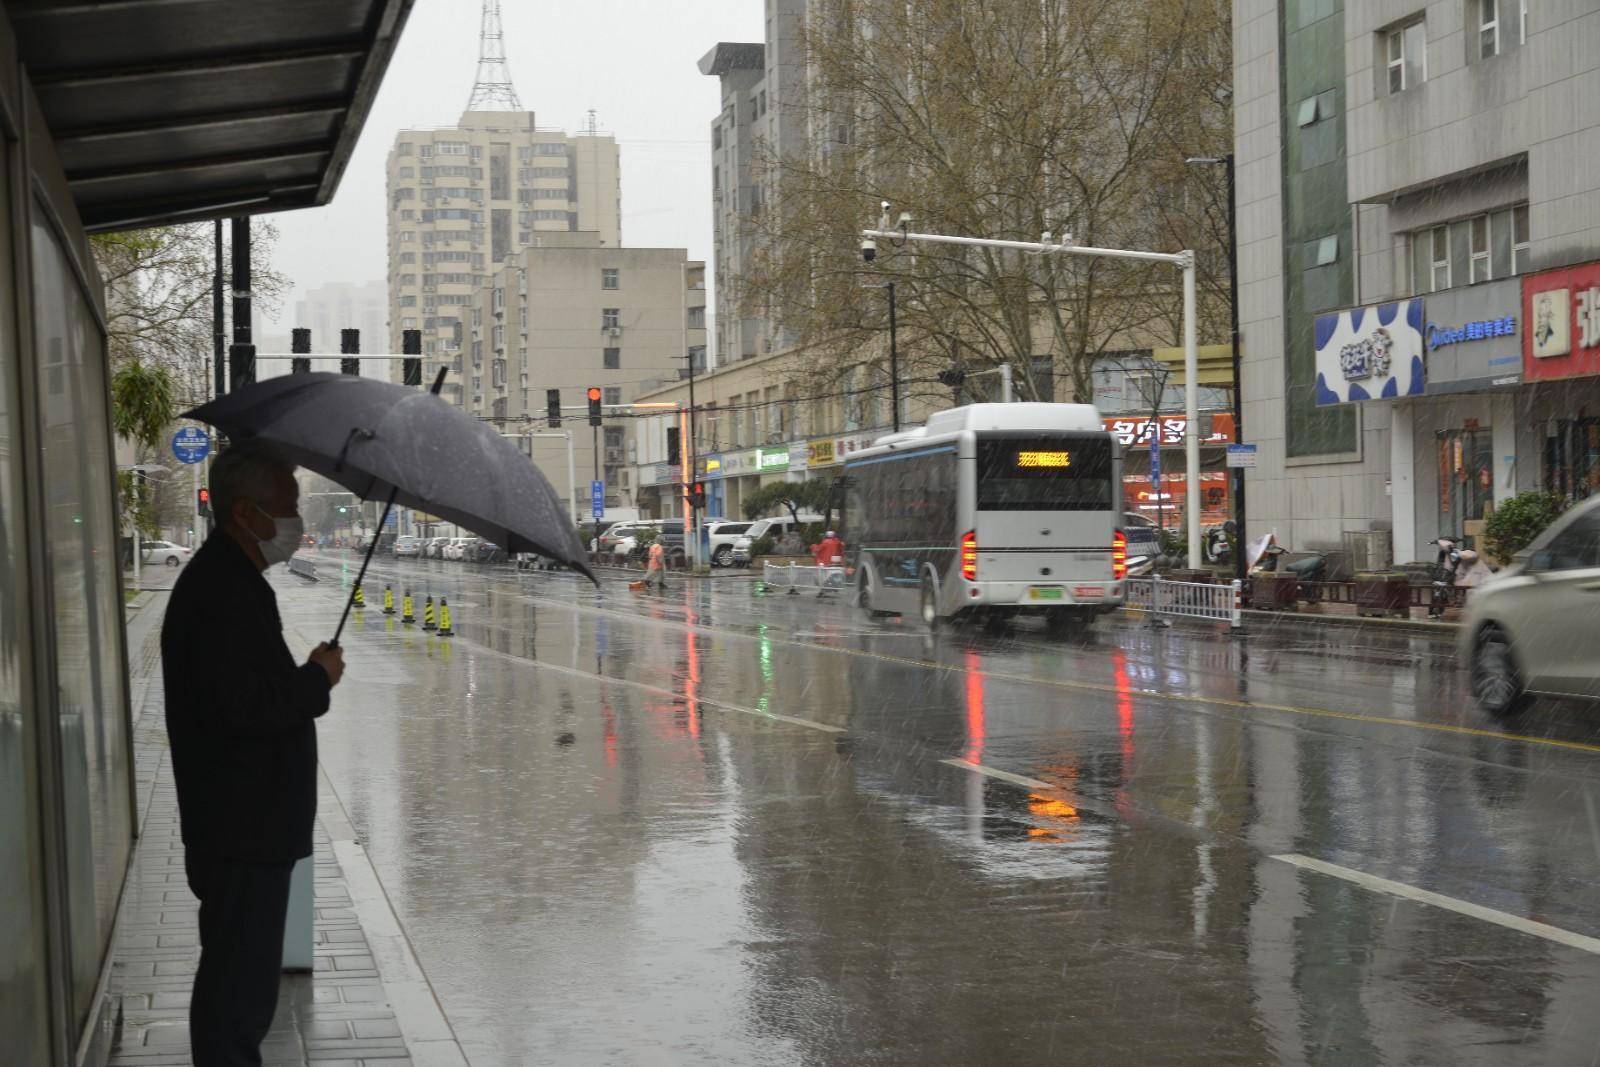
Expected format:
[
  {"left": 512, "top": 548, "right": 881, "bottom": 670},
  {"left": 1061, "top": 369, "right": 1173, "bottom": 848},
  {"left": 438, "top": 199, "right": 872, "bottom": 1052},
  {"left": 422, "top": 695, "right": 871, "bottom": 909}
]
[{"left": 976, "top": 437, "right": 1114, "bottom": 511}]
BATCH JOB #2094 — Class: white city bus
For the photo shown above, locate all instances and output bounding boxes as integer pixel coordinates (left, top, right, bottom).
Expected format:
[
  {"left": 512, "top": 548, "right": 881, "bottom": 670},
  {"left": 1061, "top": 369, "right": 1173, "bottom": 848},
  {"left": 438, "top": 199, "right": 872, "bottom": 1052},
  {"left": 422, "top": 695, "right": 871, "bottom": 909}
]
[{"left": 843, "top": 403, "right": 1126, "bottom": 629}]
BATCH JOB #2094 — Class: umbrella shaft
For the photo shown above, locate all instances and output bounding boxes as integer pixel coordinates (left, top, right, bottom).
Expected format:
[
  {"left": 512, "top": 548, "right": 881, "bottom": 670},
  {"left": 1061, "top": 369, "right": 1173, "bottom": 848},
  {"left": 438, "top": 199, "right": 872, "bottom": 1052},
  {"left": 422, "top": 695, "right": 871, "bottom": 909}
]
[{"left": 332, "top": 488, "right": 398, "bottom": 646}]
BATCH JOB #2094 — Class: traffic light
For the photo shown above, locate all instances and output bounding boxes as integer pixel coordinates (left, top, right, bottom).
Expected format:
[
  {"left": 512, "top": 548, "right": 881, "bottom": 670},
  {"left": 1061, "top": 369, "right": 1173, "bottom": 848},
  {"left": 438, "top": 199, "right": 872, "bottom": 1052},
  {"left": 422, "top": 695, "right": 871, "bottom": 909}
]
[
  {"left": 197, "top": 487, "right": 211, "bottom": 516},
  {"left": 337, "top": 506, "right": 348, "bottom": 515},
  {"left": 587, "top": 386, "right": 603, "bottom": 427},
  {"left": 402, "top": 328, "right": 422, "bottom": 387},
  {"left": 547, "top": 388, "right": 561, "bottom": 428},
  {"left": 666, "top": 426, "right": 680, "bottom": 466},
  {"left": 689, "top": 482, "right": 706, "bottom": 510}
]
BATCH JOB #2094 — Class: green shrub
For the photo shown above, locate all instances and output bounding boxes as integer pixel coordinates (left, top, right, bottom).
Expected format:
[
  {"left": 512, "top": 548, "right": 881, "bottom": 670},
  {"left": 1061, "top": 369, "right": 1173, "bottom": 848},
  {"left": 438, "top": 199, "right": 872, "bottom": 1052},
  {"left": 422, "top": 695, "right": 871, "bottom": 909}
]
[
  {"left": 749, "top": 535, "right": 778, "bottom": 558},
  {"left": 1483, "top": 490, "right": 1567, "bottom": 561}
]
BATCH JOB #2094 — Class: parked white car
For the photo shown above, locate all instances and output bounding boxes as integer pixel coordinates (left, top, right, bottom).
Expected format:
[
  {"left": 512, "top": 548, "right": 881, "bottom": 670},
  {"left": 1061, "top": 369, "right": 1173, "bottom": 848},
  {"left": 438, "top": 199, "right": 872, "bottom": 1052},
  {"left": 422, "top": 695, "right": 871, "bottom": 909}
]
[
  {"left": 1463, "top": 494, "right": 1600, "bottom": 717},
  {"left": 705, "top": 520, "right": 754, "bottom": 567},
  {"left": 443, "top": 536, "right": 475, "bottom": 561},
  {"left": 393, "top": 535, "right": 423, "bottom": 558},
  {"left": 730, "top": 515, "right": 825, "bottom": 566},
  {"left": 140, "top": 540, "right": 191, "bottom": 567}
]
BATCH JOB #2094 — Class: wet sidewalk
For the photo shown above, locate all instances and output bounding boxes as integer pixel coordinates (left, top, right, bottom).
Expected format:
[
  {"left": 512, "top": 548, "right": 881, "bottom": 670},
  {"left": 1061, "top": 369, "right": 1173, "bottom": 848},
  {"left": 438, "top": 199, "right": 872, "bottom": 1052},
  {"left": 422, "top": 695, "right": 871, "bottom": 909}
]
[{"left": 109, "top": 593, "right": 466, "bottom": 1066}]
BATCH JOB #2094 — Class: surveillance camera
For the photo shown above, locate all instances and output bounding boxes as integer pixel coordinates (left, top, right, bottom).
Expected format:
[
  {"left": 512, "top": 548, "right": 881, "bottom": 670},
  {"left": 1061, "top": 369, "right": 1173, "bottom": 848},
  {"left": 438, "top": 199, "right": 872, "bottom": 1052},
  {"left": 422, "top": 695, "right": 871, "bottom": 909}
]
[
  {"left": 861, "top": 238, "right": 877, "bottom": 263},
  {"left": 897, "top": 211, "right": 912, "bottom": 227},
  {"left": 881, "top": 200, "right": 891, "bottom": 211}
]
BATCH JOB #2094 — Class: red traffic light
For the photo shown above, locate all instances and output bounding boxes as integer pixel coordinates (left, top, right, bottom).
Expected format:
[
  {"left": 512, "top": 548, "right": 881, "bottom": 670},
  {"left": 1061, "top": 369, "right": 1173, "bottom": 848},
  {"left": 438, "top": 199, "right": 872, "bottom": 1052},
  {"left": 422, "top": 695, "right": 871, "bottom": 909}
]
[
  {"left": 198, "top": 487, "right": 210, "bottom": 503},
  {"left": 586, "top": 387, "right": 602, "bottom": 402}
]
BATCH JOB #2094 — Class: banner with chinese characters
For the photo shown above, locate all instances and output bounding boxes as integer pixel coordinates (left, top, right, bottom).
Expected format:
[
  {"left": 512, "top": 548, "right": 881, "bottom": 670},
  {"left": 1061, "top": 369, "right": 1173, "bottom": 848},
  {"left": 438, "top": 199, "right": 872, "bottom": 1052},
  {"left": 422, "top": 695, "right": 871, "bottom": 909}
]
[
  {"left": 1102, "top": 413, "right": 1235, "bottom": 447},
  {"left": 1523, "top": 260, "right": 1600, "bottom": 382},
  {"left": 1313, "top": 298, "right": 1425, "bottom": 404}
]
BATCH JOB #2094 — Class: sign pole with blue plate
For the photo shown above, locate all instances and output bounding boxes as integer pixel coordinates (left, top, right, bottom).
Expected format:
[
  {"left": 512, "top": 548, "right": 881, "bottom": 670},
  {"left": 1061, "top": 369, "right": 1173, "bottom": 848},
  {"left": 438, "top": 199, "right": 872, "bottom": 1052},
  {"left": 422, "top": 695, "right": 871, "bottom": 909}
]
[
  {"left": 171, "top": 426, "right": 211, "bottom": 465},
  {"left": 591, "top": 479, "right": 605, "bottom": 519}
]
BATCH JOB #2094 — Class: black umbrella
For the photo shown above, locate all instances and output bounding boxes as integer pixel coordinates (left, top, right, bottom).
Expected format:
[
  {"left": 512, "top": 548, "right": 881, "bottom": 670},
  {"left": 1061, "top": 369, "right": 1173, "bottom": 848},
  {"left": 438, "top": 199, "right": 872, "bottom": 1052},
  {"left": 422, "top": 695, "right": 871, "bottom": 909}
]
[{"left": 184, "top": 370, "right": 595, "bottom": 643}]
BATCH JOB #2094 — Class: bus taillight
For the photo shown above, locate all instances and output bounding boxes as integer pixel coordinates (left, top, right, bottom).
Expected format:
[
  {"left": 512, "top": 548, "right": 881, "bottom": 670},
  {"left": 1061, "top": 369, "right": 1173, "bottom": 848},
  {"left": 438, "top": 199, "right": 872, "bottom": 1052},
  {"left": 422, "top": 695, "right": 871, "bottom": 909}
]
[
  {"left": 1112, "top": 529, "right": 1127, "bottom": 579},
  {"left": 961, "top": 530, "right": 978, "bottom": 581}
]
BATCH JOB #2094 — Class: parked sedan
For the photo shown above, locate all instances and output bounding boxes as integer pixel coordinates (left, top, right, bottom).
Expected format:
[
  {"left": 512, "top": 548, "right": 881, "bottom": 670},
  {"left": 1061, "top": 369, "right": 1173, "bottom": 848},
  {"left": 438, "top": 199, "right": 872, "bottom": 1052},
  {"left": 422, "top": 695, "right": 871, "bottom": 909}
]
[
  {"left": 705, "top": 521, "right": 754, "bottom": 567},
  {"left": 393, "top": 535, "right": 423, "bottom": 558},
  {"left": 1463, "top": 494, "right": 1600, "bottom": 717},
  {"left": 140, "top": 540, "right": 191, "bottom": 567},
  {"left": 425, "top": 536, "right": 450, "bottom": 559}
]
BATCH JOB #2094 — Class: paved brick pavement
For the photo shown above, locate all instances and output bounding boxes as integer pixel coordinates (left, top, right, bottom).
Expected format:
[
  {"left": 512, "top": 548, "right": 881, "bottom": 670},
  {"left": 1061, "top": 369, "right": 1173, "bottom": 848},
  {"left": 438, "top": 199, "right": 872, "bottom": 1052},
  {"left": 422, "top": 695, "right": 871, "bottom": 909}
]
[{"left": 108, "top": 592, "right": 463, "bottom": 1066}]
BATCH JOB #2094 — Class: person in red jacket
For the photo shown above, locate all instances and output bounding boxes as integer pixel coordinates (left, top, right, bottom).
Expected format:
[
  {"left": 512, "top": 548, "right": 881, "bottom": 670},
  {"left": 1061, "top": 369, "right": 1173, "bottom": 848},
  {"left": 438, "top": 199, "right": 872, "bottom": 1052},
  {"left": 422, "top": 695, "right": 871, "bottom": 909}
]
[{"left": 813, "top": 531, "right": 844, "bottom": 567}]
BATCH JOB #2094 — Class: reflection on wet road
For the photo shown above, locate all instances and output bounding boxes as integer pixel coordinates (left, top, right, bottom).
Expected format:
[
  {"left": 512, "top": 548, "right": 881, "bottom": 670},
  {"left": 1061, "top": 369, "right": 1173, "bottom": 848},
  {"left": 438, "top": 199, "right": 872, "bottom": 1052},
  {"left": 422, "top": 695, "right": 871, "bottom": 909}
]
[{"left": 282, "top": 555, "right": 1600, "bottom": 1065}]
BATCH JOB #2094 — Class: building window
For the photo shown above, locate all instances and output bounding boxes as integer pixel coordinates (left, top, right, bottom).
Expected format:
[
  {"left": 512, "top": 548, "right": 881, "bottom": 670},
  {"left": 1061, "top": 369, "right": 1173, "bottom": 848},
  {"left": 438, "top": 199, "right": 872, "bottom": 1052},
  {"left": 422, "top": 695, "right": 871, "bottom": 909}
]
[
  {"left": 687, "top": 305, "right": 706, "bottom": 329},
  {"left": 603, "top": 386, "right": 622, "bottom": 406},
  {"left": 602, "top": 268, "right": 619, "bottom": 290},
  {"left": 603, "top": 347, "right": 620, "bottom": 369},
  {"left": 1387, "top": 20, "right": 1426, "bottom": 93},
  {"left": 1479, "top": 0, "right": 1500, "bottom": 57},
  {"left": 1520, "top": 0, "right": 1528, "bottom": 43},
  {"left": 1297, "top": 88, "right": 1338, "bottom": 126},
  {"left": 1311, "top": 234, "right": 1339, "bottom": 267},
  {"left": 602, "top": 308, "right": 620, "bottom": 329},
  {"left": 1513, "top": 204, "right": 1531, "bottom": 272},
  {"left": 1430, "top": 225, "right": 1450, "bottom": 290},
  {"left": 1470, "top": 214, "right": 1492, "bottom": 282}
]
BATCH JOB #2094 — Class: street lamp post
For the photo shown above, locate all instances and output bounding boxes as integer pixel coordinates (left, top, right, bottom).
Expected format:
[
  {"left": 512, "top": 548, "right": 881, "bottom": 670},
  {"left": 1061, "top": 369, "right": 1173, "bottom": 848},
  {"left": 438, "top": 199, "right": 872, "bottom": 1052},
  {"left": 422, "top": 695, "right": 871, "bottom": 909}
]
[
  {"left": 1188, "top": 153, "right": 1246, "bottom": 580},
  {"left": 863, "top": 222, "right": 1204, "bottom": 568}
]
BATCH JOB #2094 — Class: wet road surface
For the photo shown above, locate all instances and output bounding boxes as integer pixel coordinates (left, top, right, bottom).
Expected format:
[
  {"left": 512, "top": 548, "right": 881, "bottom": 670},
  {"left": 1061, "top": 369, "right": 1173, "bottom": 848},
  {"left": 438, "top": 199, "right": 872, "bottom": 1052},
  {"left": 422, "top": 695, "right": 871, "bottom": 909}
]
[{"left": 277, "top": 553, "right": 1600, "bottom": 1065}]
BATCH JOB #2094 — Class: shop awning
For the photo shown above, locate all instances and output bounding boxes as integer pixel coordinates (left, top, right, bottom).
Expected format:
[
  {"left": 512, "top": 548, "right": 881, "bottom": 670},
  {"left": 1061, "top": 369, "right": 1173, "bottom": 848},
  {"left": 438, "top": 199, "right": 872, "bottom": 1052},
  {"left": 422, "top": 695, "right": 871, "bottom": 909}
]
[
  {"left": 1151, "top": 344, "right": 1235, "bottom": 387},
  {"left": 11, "top": 0, "right": 413, "bottom": 232}
]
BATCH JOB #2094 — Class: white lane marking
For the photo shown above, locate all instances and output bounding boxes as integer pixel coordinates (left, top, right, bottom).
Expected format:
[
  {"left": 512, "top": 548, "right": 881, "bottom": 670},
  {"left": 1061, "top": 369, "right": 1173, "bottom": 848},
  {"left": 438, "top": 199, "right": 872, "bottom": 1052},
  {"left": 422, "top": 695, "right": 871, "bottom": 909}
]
[
  {"left": 1273, "top": 853, "right": 1600, "bottom": 956},
  {"left": 541, "top": 659, "right": 845, "bottom": 735},
  {"left": 940, "top": 758, "right": 1053, "bottom": 792}
]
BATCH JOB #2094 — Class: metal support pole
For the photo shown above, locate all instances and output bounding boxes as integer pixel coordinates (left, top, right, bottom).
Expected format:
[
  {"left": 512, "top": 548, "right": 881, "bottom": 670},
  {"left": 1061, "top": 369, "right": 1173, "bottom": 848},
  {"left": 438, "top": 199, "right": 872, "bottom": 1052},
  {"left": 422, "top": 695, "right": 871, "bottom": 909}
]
[
  {"left": 887, "top": 281, "right": 900, "bottom": 431},
  {"left": 132, "top": 471, "right": 142, "bottom": 587},
  {"left": 1000, "top": 362, "right": 1015, "bottom": 403},
  {"left": 591, "top": 423, "right": 600, "bottom": 551},
  {"left": 1224, "top": 154, "right": 1247, "bottom": 582},
  {"left": 1183, "top": 253, "right": 1201, "bottom": 570},
  {"left": 566, "top": 431, "right": 577, "bottom": 526},
  {"left": 228, "top": 217, "right": 254, "bottom": 391},
  {"left": 213, "top": 220, "right": 225, "bottom": 400}
]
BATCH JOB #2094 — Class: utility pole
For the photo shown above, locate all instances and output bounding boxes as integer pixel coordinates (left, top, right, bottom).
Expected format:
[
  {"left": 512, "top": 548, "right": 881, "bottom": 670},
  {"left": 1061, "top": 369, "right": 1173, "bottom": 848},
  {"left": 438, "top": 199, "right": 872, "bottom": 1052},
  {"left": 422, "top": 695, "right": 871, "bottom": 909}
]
[
  {"left": 212, "top": 220, "right": 225, "bottom": 400},
  {"left": 887, "top": 282, "right": 900, "bottom": 431},
  {"left": 1188, "top": 153, "right": 1246, "bottom": 578},
  {"left": 228, "top": 216, "right": 254, "bottom": 392}
]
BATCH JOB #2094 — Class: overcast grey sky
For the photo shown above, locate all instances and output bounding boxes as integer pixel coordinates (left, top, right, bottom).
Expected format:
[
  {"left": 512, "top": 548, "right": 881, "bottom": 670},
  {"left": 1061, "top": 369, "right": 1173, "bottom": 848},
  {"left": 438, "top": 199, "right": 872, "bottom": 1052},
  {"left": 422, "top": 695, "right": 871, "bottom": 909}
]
[{"left": 261, "top": 0, "right": 763, "bottom": 335}]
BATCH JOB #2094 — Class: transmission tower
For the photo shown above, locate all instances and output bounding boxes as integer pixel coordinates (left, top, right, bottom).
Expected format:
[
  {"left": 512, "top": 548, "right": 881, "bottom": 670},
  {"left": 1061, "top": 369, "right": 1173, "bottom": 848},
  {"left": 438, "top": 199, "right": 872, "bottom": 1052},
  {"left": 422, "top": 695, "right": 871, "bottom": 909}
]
[{"left": 466, "top": 0, "right": 522, "bottom": 111}]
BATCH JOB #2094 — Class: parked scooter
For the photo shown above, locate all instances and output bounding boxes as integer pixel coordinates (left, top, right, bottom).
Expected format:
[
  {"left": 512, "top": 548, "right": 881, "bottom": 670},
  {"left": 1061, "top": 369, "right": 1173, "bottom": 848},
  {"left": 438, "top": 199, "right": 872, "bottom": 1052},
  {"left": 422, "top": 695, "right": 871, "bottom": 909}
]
[
  {"left": 1203, "top": 521, "right": 1236, "bottom": 566},
  {"left": 1427, "top": 536, "right": 1490, "bottom": 618},
  {"left": 1251, "top": 542, "right": 1330, "bottom": 602}
]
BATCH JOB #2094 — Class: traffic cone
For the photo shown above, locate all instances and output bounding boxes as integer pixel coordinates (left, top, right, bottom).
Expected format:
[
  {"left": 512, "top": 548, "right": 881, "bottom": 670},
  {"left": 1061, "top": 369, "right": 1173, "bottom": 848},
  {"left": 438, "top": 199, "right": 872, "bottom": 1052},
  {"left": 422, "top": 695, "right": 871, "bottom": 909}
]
[
  {"left": 422, "top": 595, "right": 436, "bottom": 631},
  {"left": 437, "top": 597, "right": 454, "bottom": 637},
  {"left": 353, "top": 583, "right": 365, "bottom": 609},
  {"left": 383, "top": 585, "right": 395, "bottom": 615},
  {"left": 401, "top": 591, "right": 415, "bottom": 625}
]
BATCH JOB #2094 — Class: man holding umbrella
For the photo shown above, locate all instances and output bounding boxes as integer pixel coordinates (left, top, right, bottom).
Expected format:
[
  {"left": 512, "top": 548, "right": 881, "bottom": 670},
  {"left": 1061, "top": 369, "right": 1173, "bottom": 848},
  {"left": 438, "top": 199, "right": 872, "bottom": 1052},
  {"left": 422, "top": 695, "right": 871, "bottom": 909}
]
[{"left": 162, "top": 444, "right": 344, "bottom": 1064}]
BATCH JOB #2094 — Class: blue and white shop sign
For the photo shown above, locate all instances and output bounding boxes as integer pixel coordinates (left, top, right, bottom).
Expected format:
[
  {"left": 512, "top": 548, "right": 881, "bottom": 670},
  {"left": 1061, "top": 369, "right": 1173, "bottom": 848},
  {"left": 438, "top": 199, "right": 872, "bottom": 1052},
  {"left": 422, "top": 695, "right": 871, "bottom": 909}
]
[{"left": 1313, "top": 298, "right": 1425, "bottom": 405}]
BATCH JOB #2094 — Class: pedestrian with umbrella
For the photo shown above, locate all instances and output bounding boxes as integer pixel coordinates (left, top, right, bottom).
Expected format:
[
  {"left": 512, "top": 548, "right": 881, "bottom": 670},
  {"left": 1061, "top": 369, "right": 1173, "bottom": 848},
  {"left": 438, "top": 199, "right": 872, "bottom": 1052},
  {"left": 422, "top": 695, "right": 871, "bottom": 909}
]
[{"left": 162, "top": 443, "right": 344, "bottom": 1064}]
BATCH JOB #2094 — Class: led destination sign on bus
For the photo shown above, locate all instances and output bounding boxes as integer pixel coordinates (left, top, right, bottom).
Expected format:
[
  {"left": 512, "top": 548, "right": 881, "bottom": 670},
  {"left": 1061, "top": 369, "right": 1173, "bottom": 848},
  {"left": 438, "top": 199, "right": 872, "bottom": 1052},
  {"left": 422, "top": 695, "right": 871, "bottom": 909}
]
[{"left": 1015, "top": 450, "right": 1071, "bottom": 469}]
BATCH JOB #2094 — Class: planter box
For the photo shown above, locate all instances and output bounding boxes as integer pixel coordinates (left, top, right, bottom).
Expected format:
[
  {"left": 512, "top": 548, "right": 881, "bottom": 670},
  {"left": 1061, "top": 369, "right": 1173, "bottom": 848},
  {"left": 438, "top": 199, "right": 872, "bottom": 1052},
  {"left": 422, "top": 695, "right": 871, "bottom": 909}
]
[
  {"left": 1250, "top": 572, "right": 1299, "bottom": 611},
  {"left": 1355, "top": 572, "right": 1410, "bottom": 618},
  {"left": 1167, "top": 568, "right": 1215, "bottom": 585}
]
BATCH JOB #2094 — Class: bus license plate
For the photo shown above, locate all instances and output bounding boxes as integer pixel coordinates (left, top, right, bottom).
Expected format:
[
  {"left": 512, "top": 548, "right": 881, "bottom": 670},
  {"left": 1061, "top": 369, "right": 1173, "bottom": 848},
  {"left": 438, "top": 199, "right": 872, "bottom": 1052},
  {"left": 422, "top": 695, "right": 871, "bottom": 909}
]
[
  {"left": 1029, "top": 586, "right": 1064, "bottom": 600},
  {"left": 1073, "top": 586, "right": 1104, "bottom": 599}
]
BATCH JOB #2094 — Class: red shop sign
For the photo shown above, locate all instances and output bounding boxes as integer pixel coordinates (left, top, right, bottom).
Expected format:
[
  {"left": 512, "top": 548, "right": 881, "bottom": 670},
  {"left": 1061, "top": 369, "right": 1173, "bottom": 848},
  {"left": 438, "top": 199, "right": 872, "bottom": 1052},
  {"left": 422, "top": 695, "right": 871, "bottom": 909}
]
[
  {"left": 1102, "top": 413, "right": 1235, "bottom": 447},
  {"left": 1524, "top": 260, "right": 1600, "bottom": 381}
]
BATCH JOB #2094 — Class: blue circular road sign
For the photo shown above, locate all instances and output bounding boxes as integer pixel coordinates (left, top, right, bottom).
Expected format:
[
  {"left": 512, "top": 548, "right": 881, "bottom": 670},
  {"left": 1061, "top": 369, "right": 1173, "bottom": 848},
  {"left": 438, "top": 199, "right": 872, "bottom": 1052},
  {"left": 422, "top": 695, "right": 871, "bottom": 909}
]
[{"left": 171, "top": 427, "right": 211, "bottom": 465}]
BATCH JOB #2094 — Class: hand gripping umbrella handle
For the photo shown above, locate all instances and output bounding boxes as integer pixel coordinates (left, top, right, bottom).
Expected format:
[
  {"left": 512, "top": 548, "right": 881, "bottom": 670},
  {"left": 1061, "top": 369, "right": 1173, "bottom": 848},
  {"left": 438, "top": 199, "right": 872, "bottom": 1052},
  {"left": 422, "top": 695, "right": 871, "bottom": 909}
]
[{"left": 329, "top": 367, "right": 449, "bottom": 648}]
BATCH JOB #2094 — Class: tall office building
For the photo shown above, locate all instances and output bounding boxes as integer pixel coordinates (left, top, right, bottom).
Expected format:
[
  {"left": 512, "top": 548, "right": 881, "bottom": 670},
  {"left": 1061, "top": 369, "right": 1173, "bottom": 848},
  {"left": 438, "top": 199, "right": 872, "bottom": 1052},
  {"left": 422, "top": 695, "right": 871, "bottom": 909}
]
[
  {"left": 699, "top": 0, "right": 807, "bottom": 367},
  {"left": 386, "top": 112, "right": 621, "bottom": 407}
]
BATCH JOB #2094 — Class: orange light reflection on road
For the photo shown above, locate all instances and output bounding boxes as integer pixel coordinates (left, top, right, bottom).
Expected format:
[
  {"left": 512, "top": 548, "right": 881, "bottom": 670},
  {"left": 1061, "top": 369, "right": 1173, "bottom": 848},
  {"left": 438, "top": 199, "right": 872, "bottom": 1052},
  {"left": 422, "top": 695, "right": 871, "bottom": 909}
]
[
  {"left": 1112, "top": 647, "right": 1135, "bottom": 818},
  {"left": 963, "top": 649, "right": 985, "bottom": 764},
  {"left": 684, "top": 626, "right": 702, "bottom": 739},
  {"left": 601, "top": 704, "right": 617, "bottom": 768}
]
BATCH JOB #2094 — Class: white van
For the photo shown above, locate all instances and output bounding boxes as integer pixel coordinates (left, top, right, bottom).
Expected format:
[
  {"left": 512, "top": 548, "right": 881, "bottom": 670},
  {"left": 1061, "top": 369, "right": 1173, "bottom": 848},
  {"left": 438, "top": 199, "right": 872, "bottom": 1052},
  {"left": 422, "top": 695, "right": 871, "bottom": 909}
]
[{"left": 729, "top": 514, "right": 826, "bottom": 566}]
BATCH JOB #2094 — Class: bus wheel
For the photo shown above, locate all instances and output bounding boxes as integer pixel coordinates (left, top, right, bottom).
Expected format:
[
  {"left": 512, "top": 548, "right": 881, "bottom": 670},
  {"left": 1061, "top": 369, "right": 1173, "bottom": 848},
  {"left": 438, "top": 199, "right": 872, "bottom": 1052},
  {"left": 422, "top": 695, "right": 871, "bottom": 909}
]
[{"left": 920, "top": 577, "right": 942, "bottom": 629}]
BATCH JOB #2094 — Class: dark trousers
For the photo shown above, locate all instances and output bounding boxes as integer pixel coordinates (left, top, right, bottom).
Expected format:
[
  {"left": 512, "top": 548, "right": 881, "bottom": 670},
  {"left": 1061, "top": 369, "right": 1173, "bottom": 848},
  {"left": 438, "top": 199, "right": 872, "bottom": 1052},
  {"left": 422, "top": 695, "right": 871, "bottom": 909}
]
[{"left": 183, "top": 850, "right": 295, "bottom": 1067}]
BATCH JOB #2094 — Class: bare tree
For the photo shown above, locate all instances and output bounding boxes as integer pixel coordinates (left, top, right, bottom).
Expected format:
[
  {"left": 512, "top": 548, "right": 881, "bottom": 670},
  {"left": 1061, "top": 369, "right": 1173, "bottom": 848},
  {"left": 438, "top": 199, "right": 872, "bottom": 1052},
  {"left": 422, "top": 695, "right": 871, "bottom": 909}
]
[{"left": 742, "top": 0, "right": 1231, "bottom": 406}]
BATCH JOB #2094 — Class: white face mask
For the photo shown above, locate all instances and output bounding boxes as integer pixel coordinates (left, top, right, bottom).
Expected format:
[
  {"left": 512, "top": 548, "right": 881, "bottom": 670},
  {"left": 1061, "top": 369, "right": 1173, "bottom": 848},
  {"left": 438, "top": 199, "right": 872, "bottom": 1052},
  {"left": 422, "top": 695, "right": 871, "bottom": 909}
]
[{"left": 251, "top": 503, "right": 305, "bottom": 566}]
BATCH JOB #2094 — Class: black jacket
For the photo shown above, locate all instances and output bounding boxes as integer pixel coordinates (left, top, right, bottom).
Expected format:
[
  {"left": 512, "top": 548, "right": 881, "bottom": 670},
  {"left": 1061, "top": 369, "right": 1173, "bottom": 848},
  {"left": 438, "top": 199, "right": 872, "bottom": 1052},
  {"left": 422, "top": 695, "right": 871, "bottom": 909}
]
[{"left": 162, "top": 533, "right": 331, "bottom": 862}]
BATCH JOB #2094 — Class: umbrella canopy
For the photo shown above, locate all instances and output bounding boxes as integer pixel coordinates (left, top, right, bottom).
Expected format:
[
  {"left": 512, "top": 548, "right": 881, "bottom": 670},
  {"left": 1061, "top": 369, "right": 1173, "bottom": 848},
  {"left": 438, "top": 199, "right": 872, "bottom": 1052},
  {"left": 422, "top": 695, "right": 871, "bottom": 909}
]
[{"left": 185, "top": 372, "right": 594, "bottom": 581}]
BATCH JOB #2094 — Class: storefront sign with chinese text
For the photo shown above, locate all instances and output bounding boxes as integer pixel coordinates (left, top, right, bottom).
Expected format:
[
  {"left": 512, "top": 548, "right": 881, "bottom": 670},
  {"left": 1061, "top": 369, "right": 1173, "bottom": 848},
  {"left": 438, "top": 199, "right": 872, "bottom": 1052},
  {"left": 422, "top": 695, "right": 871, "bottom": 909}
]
[
  {"left": 1313, "top": 298, "right": 1425, "bottom": 404},
  {"left": 1422, "top": 279, "right": 1522, "bottom": 392},
  {"left": 1524, "top": 261, "right": 1600, "bottom": 381},
  {"left": 807, "top": 439, "right": 836, "bottom": 466},
  {"left": 1102, "top": 413, "right": 1235, "bottom": 447}
]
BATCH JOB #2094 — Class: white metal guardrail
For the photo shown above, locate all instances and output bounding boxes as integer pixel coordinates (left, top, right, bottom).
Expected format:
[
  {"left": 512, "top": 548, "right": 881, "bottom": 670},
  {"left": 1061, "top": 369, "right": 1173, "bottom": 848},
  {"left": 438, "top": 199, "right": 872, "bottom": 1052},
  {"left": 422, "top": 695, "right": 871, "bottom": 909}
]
[
  {"left": 1125, "top": 576, "right": 1241, "bottom": 629},
  {"left": 762, "top": 562, "right": 847, "bottom": 596},
  {"left": 287, "top": 557, "right": 318, "bottom": 582}
]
